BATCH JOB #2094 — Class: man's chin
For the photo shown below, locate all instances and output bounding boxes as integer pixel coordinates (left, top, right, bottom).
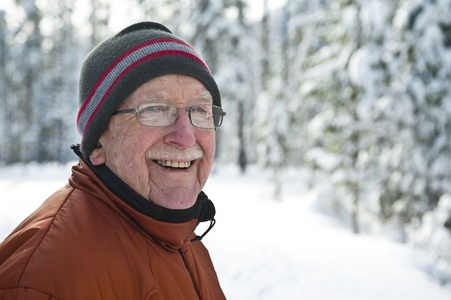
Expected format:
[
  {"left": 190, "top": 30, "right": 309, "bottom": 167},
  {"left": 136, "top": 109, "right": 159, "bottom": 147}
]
[
  {"left": 145, "top": 162, "right": 206, "bottom": 209},
  {"left": 147, "top": 188, "right": 199, "bottom": 210}
]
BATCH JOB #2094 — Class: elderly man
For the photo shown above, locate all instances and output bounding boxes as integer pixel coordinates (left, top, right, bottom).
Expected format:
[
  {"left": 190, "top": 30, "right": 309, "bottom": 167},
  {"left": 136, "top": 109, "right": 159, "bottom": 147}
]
[{"left": 0, "top": 22, "right": 226, "bottom": 299}]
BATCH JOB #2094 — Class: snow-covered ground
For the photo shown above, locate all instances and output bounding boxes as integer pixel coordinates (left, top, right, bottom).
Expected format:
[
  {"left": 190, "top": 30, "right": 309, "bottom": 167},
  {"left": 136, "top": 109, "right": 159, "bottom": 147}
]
[{"left": 1, "top": 163, "right": 450, "bottom": 299}]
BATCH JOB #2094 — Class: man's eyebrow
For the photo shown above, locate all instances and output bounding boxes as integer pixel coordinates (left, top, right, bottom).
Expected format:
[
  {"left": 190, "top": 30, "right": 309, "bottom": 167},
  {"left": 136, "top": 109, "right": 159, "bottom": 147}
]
[
  {"left": 141, "top": 92, "right": 166, "bottom": 102},
  {"left": 193, "top": 91, "right": 213, "bottom": 103}
]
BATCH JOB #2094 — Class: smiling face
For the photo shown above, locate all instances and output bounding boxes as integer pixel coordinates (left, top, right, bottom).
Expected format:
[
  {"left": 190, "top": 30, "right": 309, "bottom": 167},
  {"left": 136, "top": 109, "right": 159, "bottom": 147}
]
[{"left": 89, "top": 74, "right": 216, "bottom": 209}]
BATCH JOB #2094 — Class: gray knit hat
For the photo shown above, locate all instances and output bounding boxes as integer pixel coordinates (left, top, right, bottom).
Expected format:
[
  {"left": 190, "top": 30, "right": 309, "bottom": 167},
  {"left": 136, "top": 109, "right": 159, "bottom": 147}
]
[{"left": 77, "top": 21, "right": 221, "bottom": 158}]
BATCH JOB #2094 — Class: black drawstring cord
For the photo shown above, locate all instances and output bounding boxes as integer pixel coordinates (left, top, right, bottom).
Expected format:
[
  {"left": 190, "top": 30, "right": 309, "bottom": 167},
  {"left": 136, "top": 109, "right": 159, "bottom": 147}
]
[
  {"left": 71, "top": 144, "right": 83, "bottom": 158},
  {"left": 191, "top": 218, "right": 216, "bottom": 242}
]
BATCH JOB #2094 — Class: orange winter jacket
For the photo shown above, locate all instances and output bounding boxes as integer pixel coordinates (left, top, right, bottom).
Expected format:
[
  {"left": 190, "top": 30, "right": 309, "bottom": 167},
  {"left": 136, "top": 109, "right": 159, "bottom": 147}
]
[{"left": 0, "top": 159, "right": 225, "bottom": 299}]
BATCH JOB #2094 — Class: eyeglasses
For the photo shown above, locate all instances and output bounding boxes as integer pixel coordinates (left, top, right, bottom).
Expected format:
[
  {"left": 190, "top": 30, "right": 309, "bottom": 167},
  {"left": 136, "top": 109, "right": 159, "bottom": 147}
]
[{"left": 112, "top": 102, "right": 226, "bottom": 129}]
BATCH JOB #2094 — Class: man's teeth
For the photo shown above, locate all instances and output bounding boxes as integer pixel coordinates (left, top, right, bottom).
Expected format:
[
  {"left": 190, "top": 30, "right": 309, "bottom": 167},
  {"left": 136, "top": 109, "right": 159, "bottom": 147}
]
[{"left": 157, "top": 160, "right": 191, "bottom": 168}]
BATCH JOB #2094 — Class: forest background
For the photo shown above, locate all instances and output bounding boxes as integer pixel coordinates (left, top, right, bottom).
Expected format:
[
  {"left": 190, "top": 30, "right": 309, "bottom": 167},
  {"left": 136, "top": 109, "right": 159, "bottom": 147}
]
[{"left": 1, "top": 0, "right": 451, "bottom": 285}]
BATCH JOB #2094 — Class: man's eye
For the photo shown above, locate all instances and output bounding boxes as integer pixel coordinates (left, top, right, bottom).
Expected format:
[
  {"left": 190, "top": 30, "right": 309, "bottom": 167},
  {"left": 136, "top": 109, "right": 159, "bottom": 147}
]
[
  {"left": 143, "top": 105, "right": 170, "bottom": 113},
  {"left": 191, "top": 106, "right": 210, "bottom": 114}
]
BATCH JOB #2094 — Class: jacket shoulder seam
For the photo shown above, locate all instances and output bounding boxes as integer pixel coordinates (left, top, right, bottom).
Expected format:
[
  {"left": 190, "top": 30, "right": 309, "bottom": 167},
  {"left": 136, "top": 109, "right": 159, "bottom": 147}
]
[{"left": 15, "top": 187, "right": 76, "bottom": 287}]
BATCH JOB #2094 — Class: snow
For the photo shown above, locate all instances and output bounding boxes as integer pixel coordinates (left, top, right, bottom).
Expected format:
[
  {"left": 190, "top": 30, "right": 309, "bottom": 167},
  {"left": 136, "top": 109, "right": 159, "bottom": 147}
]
[
  {"left": 410, "top": 194, "right": 451, "bottom": 284},
  {"left": 1, "top": 163, "right": 451, "bottom": 299}
]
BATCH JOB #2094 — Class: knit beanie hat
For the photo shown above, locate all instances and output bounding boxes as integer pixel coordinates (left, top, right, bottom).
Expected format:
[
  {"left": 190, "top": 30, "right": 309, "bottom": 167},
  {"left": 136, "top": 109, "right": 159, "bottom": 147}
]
[{"left": 76, "top": 21, "right": 221, "bottom": 159}]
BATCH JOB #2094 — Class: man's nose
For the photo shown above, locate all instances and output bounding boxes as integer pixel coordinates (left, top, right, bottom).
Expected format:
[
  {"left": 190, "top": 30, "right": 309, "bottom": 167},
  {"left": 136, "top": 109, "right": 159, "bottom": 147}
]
[{"left": 163, "top": 109, "right": 196, "bottom": 149}]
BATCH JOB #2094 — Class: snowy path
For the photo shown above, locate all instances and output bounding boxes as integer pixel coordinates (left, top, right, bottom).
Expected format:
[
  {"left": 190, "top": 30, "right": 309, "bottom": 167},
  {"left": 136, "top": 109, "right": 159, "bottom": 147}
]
[
  {"left": 203, "top": 166, "right": 451, "bottom": 299},
  {"left": 1, "top": 163, "right": 451, "bottom": 299}
]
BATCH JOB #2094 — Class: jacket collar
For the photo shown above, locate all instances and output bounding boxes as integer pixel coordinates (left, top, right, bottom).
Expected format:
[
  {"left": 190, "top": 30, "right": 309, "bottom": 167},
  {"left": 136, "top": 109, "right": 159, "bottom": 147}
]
[{"left": 70, "top": 145, "right": 216, "bottom": 249}]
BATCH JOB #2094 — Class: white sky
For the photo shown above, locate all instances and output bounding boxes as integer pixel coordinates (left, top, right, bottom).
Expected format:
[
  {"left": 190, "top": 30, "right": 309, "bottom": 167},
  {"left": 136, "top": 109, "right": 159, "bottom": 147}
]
[
  {"left": 107, "top": 0, "right": 287, "bottom": 32},
  {"left": 0, "top": 0, "right": 287, "bottom": 33}
]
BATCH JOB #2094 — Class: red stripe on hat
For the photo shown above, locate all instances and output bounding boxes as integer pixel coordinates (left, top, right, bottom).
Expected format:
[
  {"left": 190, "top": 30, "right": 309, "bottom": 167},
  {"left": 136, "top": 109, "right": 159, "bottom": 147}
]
[{"left": 77, "top": 38, "right": 210, "bottom": 134}]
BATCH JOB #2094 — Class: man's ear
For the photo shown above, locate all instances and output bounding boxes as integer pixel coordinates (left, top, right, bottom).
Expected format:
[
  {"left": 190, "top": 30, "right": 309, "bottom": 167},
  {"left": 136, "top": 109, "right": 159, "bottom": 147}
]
[{"left": 89, "top": 142, "right": 106, "bottom": 166}]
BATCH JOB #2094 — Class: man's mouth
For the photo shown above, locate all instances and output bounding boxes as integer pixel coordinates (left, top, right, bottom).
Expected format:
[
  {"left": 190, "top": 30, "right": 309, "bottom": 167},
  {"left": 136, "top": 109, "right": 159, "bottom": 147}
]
[{"left": 155, "top": 160, "right": 192, "bottom": 169}]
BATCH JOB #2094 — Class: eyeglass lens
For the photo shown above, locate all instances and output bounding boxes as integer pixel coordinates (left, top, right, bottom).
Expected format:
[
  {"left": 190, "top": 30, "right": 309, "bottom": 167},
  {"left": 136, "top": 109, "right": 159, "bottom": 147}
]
[{"left": 136, "top": 103, "right": 223, "bottom": 129}]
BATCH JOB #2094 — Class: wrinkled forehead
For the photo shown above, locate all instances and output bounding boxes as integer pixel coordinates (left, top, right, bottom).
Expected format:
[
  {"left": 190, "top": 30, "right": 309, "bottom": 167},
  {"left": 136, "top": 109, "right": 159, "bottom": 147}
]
[{"left": 120, "top": 78, "right": 213, "bottom": 109}]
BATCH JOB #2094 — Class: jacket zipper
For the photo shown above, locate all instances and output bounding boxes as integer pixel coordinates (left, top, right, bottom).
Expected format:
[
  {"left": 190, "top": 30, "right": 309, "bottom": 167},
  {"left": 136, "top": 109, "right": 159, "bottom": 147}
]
[{"left": 178, "top": 248, "right": 200, "bottom": 299}]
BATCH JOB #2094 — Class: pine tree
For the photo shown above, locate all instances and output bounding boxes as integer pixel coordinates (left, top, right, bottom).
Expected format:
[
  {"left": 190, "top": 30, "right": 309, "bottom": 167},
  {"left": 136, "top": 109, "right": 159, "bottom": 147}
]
[
  {"left": 0, "top": 10, "right": 7, "bottom": 165},
  {"left": 37, "top": 0, "right": 78, "bottom": 162},
  {"left": 379, "top": 0, "right": 451, "bottom": 243},
  {"left": 88, "top": 0, "right": 111, "bottom": 47},
  {"left": 10, "top": 0, "right": 44, "bottom": 163}
]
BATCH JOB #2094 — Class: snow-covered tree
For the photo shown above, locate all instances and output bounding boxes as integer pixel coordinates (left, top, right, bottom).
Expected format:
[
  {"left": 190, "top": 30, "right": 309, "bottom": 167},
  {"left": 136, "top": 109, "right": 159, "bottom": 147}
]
[
  {"left": 251, "top": 3, "right": 292, "bottom": 198},
  {"left": 88, "top": 0, "right": 111, "bottom": 47},
  {"left": 37, "top": 0, "right": 79, "bottom": 162},
  {"left": 296, "top": 0, "right": 451, "bottom": 239},
  {"left": 365, "top": 0, "right": 451, "bottom": 236},
  {"left": 410, "top": 194, "right": 451, "bottom": 284},
  {"left": 0, "top": 0, "right": 81, "bottom": 164},
  {"left": 0, "top": 10, "right": 8, "bottom": 164},
  {"left": 8, "top": 0, "right": 45, "bottom": 163},
  {"left": 294, "top": 0, "right": 373, "bottom": 232},
  {"left": 212, "top": 0, "right": 257, "bottom": 172}
]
